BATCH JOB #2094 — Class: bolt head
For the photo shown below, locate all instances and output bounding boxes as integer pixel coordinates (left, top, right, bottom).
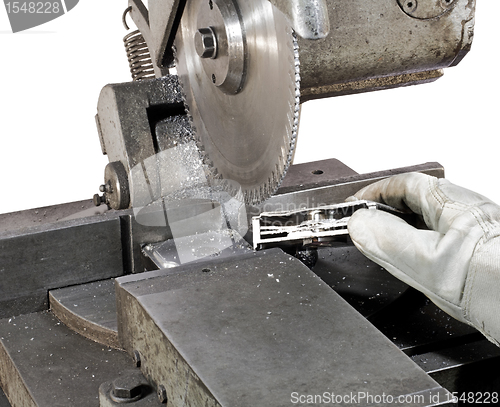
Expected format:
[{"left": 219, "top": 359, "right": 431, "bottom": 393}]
[
  {"left": 157, "top": 384, "right": 168, "bottom": 403},
  {"left": 112, "top": 375, "right": 143, "bottom": 401},
  {"left": 194, "top": 27, "right": 217, "bottom": 59}
]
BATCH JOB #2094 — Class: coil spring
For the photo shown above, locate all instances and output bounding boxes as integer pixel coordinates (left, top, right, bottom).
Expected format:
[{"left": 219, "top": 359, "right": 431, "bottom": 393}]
[{"left": 123, "top": 29, "right": 155, "bottom": 81}]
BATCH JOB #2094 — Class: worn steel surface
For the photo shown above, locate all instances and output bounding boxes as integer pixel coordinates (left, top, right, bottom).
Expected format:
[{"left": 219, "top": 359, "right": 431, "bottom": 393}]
[
  {"left": 297, "top": 0, "right": 475, "bottom": 99},
  {"left": 0, "top": 199, "right": 105, "bottom": 234},
  {"left": 96, "top": 75, "right": 185, "bottom": 175},
  {"left": 268, "top": 0, "right": 330, "bottom": 39},
  {"left": 313, "top": 245, "right": 500, "bottom": 396},
  {"left": 0, "top": 158, "right": 497, "bottom": 404},
  {"left": 116, "top": 249, "right": 452, "bottom": 406},
  {"left": 49, "top": 280, "right": 119, "bottom": 349},
  {"left": 0, "top": 312, "right": 134, "bottom": 407}
]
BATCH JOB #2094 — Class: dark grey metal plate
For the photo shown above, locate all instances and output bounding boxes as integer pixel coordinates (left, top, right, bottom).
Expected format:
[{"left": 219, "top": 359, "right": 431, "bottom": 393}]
[
  {"left": 49, "top": 279, "right": 119, "bottom": 349},
  {"left": 370, "top": 290, "right": 480, "bottom": 354},
  {"left": 0, "top": 388, "right": 11, "bottom": 407},
  {"left": 278, "top": 158, "right": 358, "bottom": 192},
  {"left": 313, "top": 244, "right": 409, "bottom": 317},
  {"left": 0, "top": 199, "right": 106, "bottom": 234},
  {"left": 413, "top": 339, "right": 500, "bottom": 395},
  {"left": 0, "top": 311, "right": 134, "bottom": 407},
  {"left": 0, "top": 212, "right": 124, "bottom": 318},
  {"left": 116, "top": 249, "right": 451, "bottom": 406}
]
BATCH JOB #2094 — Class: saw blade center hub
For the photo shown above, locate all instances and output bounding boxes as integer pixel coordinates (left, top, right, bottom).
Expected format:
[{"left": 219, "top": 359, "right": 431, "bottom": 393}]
[{"left": 194, "top": 0, "right": 247, "bottom": 94}]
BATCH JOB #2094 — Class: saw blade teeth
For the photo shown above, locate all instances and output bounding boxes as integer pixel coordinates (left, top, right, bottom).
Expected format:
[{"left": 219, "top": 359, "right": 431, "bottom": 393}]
[
  {"left": 245, "top": 25, "right": 299, "bottom": 203},
  {"left": 174, "top": 1, "right": 301, "bottom": 205},
  {"left": 274, "top": 172, "right": 279, "bottom": 187},
  {"left": 250, "top": 190, "right": 257, "bottom": 205},
  {"left": 267, "top": 29, "right": 300, "bottom": 197}
]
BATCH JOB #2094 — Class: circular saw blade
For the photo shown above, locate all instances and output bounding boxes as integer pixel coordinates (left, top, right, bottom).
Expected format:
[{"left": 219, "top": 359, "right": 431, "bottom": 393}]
[{"left": 175, "top": 0, "right": 300, "bottom": 205}]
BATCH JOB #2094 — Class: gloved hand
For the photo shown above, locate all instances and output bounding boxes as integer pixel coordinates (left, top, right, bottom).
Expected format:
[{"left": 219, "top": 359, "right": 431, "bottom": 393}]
[{"left": 347, "top": 172, "right": 500, "bottom": 346}]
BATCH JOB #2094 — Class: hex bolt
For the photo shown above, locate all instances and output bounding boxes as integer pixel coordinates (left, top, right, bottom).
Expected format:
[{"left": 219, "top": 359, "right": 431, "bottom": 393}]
[
  {"left": 157, "top": 384, "right": 168, "bottom": 403},
  {"left": 194, "top": 27, "right": 217, "bottom": 59},
  {"left": 111, "top": 374, "right": 143, "bottom": 403}
]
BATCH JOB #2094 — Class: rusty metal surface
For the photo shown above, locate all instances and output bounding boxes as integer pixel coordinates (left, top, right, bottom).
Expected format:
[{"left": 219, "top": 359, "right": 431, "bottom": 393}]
[
  {"left": 297, "top": 0, "right": 475, "bottom": 97},
  {"left": 116, "top": 249, "right": 452, "bottom": 406},
  {"left": 300, "top": 69, "right": 444, "bottom": 102}
]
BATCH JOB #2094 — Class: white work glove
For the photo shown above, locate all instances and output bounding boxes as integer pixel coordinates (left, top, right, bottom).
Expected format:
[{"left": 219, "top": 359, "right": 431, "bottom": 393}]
[{"left": 347, "top": 173, "right": 500, "bottom": 346}]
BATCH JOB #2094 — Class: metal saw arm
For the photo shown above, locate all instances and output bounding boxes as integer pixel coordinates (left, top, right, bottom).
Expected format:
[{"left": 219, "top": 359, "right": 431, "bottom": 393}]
[
  {"left": 125, "top": 0, "right": 331, "bottom": 73},
  {"left": 97, "top": 0, "right": 475, "bottom": 208}
]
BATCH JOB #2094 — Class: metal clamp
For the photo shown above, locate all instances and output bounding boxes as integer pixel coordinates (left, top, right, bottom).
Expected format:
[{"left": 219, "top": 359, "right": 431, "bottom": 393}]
[{"left": 252, "top": 200, "right": 406, "bottom": 250}]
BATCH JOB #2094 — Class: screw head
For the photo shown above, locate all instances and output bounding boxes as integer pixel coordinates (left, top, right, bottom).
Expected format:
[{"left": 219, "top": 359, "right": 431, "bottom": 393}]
[
  {"left": 405, "top": 0, "right": 417, "bottom": 11},
  {"left": 194, "top": 27, "right": 217, "bottom": 59},
  {"left": 157, "top": 384, "right": 168, "bottom": 403},
  {"left": 111, "top": 374, "right": 143, "bottom": 402},
  {"left": 93, "top": 194, "right": 105, "bottom": 207}
]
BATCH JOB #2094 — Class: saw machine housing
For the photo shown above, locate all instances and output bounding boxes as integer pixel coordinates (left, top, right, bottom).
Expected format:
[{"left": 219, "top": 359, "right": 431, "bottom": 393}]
[
  {"left": 3, "top": 2, "right": 497, "bottom": 407},
  {"left": 95, "top": 0, "right": 475, "bottom": 210}
]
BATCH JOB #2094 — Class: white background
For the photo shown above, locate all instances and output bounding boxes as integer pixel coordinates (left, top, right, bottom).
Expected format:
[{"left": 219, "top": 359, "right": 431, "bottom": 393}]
[{"left": 0, "top": 2, "right": 498, "bottom": 215}]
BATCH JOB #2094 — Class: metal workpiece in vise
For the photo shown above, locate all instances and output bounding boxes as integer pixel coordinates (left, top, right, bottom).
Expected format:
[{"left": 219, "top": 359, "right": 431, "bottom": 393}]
[{"left": 94, "top": 0, "right": 475, "bottom": 208}]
